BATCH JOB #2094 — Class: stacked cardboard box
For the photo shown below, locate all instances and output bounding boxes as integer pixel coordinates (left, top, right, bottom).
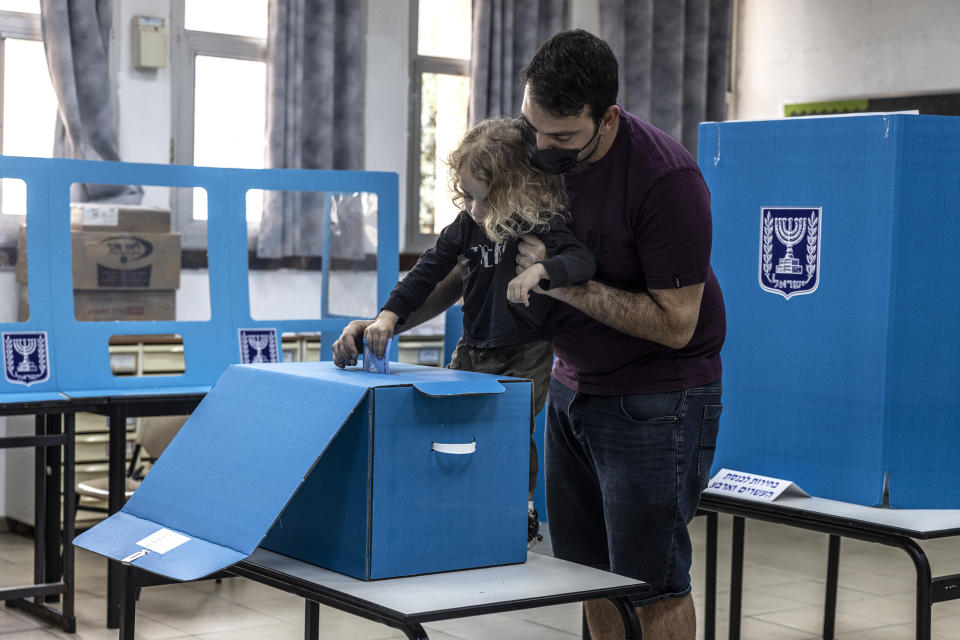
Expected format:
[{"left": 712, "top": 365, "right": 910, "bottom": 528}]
[{"left": 17, "top": 203, "right": 180, "bottom": 322}]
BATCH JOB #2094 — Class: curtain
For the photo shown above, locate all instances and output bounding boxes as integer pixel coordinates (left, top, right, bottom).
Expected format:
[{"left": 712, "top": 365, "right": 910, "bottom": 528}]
[
  {"left": 599, "top": 0, "right": 731, "bottom": 154},
  {"left": 40, "top": 0, "right": 142, "bottom": 203},
  {"left": 469, "top": 0, "right": 569, "bottom": 124},
  {"left": 258, "top": 0, "right": 366, "bottom": 259}
]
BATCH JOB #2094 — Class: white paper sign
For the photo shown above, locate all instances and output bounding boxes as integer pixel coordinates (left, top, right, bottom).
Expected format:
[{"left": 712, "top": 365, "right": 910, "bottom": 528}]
[
  {"left": 136, "top": 528, "right": 191, "bottom": 554},
  {"left": 81, "top": 204, "right": 119, "bottom": 227},
  {"left": 704, "top": 468, "right": 809, "bottom": 503}
]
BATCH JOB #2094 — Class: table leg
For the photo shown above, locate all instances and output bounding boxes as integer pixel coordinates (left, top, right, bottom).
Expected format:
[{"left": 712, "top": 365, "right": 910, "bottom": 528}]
[
  {"left": 705, "top": 510, "right": 718, "bottom": 640},
  {"left": 33, "top": 415, "right": 46, "bottom": 603},
  {"left": 893, "top": 538, "right": 933, "bottom": 640},
  {"left": 399, "top": 623, "right": 429, "bottom": 639},
  {"left": 44, "top": 414, "right": 62, "bottom": 603},
  {"left": 729, "top": 516, "right": 745, "bottom": 640},
  {"left": 119, "top": 564, "right": 137, "bottom": 640},
  {"left": 609, "top": 596, "right": 643, "bottom": 639},
  {"left": 61, "top": 412, "right": 77, "bottom": 632},
  {"left": 823, "top": 534, "right": 841, "bottom": 640},
  {"left": 107, "top": 404, "right": 127, "bottom": 629},
  {"left": 304, "top": 600, "right": 320, "bottom": 640}
]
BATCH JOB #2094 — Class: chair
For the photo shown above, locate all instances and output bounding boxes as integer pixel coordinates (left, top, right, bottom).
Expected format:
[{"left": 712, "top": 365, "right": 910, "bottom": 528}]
[{"left": 75, "top": 415, "right": 188, "bottom": 516}]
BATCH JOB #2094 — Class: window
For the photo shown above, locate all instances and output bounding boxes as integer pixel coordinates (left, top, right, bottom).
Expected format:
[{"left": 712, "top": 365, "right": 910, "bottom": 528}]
[
  {"left": 0, "top": 2, "right": 56, "bottom": 239},
  {"left": 406, "top": 0, "right": 471, "bottom": 253},
  {"left": 171, "top": 0, "right": 267, "bottom": 248}
]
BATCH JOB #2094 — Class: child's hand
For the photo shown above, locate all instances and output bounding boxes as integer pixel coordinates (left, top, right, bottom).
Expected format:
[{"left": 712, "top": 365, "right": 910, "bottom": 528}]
[
  {"left": 507, "top": 264, "right": 547, "bottom": 307},
  {"left": 364, "top": 311, "right": 399, "bottom": 358}
]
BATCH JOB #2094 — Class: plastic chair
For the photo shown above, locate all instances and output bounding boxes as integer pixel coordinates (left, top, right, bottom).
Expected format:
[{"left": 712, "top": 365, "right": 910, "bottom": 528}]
[{"left": 75, "top": 415, "right": 187, "bottom": 514}]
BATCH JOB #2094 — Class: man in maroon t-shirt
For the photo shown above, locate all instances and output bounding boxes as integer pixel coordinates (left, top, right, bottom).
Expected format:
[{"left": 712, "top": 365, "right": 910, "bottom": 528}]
[{"left": 516, "top": 30, "right": 725, "bottom": 640}]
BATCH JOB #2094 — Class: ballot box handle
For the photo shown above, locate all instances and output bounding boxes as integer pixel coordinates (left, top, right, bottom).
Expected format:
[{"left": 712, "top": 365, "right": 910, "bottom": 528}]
[{"left": 431, "top": 440, "right": 476, "bottom": 455}]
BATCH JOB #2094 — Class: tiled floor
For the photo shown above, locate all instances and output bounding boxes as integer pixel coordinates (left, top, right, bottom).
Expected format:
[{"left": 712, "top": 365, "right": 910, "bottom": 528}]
[{"left": 2, "top": 516, "right": 960, "bottom": 639}]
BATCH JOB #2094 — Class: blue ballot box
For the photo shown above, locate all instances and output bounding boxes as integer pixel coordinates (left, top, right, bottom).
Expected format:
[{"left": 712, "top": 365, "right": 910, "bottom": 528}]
[
  {"left": 698, "top": 114, "right": 960, "bottom": 509},
  {"left": 74, "top": 362, "right": 530, "bottom": 580}
]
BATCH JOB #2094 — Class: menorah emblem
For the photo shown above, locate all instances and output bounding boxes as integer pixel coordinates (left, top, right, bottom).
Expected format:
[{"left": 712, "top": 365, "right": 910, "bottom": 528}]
[
  {"left": 12, "top": 338, "right": 38, "bottom": 373},
  {"left": 246, "top": 333, "right": 270, "bottom": 363},
  {"left": 759, "top": 208, "right": 822, "bottom": 300},
  {"left": 774, "top": 217, "right": 807, "bottom": 275},
  {"left": 3, "top": 331, "right": 50, "bottom": 386},
  {"left": 238, "top": 329, "right": 279, "bottom": 364}
]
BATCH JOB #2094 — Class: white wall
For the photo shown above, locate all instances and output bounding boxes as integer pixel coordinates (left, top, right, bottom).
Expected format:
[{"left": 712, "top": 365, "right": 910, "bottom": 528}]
[{"left": 734, "top": 0, "right": 960, "bottom": 120}]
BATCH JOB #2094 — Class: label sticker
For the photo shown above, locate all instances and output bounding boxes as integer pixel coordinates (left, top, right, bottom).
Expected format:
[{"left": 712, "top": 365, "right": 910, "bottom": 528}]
[
  {"left": 704, "top": 468, "right": 809, "bottom": 503},
  {"left": 82, "top": 204, "right": 119, "bottom": 227},
  {"left": 136, "top": 528, "right": 191, "bottom": 554}
]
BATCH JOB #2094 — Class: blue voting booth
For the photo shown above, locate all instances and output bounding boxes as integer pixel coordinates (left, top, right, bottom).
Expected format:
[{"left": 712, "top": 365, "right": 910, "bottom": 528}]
[
  {"left": 699, "top": 114, "right": 960, "bottom": 509},
  {"left": 75, "top": 362, "right": 530, "bottom": 580}
]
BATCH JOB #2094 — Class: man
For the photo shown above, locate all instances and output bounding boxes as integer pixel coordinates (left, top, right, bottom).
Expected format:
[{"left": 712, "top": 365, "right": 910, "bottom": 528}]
[{"left": 516, "top": 30, "right": 725, "bottom": 640}]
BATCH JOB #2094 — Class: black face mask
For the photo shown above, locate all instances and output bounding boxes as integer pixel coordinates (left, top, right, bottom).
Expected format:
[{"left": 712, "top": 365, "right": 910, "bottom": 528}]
[{"left": 522, "top": 120, "right": 602, "bottom": 175}]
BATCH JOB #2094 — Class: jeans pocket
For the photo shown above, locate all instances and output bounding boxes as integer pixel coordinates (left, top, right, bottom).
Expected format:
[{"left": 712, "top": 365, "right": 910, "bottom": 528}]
[
  {"left": 697, "top": 404, "right": 722, "bottom": 486},
  {"left": 618, "top": 390, "right": 683, "bottom": 424}
]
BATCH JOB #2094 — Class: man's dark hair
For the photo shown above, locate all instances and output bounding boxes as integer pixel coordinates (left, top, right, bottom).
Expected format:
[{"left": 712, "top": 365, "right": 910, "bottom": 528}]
[{"left": 521, "top": 29, "right": 618, "bottom": 123}]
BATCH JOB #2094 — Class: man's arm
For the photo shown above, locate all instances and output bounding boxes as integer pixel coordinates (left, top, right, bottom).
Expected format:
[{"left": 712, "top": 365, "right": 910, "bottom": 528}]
[
  {"left": 517, "top": 235, "right": 702, "bottom": 349},
  {"left": 548, "top": 280, "right": 703, "bottom": 349}
]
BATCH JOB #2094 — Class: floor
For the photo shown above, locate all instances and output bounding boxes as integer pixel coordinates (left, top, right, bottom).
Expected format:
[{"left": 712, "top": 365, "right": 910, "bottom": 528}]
[{"left": 2, "top": 516, "right": 960, "bottom": 639}]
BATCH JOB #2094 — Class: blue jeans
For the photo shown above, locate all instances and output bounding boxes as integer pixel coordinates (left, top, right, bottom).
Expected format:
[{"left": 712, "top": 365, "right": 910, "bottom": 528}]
[{"left": 544, "top": 376, "right": 722, "bottom": 605}]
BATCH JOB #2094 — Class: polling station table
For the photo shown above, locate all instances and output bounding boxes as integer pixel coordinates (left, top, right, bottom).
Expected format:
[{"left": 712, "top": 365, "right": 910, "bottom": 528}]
[
  {"left": 118, "top": 549, "right": 649, "bottom": 640},
  {"left": 0, "top": 396, "right": 108, "bottom": 632},
  {"left": 697, "top": 492, "right": 960, "bottom": 640}
]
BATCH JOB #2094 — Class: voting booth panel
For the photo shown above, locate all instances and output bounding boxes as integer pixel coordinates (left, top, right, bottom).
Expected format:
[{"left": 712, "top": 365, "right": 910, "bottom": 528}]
[
  {"left": 74, "top": 362, "right": 530, "bottom": 581},
  {"left": 0, "top": 156, "right": 400, "bottom": 400},
  {"left": 699, "top": 114, "right": 960, "bottom": 508}
]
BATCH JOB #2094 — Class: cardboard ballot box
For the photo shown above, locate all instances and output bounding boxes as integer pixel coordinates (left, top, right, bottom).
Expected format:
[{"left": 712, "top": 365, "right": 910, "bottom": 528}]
[
  {"left": 74, "top": 362, "right": 530, "bottom": 581},
  {"left": 698, "top": 114, "right": 960, "bottom": 509}
]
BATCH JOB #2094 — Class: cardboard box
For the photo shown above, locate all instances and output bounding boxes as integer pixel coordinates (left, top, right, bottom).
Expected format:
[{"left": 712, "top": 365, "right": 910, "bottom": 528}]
[
  {"left": 698, "top": 114, "right": 960, "bottom": 509},
  {"left": 72, "top": 231, "right": 180, "bottom": 289},
  {"left": 17, "top": 286, "right": 176, "bottom": 322},
  {"left": 70, "top": 203, "right": 171, "bottom": 232},
  {"left": 74, "top": 362, "right": 530, "bottom": 581}
]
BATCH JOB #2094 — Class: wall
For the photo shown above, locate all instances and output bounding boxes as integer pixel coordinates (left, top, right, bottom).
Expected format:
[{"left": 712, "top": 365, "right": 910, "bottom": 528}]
[{"left": 733, "top": 0, "right": 960, "bottom": 120}]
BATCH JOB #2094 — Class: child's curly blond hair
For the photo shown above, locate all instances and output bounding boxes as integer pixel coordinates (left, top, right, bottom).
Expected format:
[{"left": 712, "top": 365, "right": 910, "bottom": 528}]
[{"left": 449, "top": 118, "right": 567, "bottom": 243}]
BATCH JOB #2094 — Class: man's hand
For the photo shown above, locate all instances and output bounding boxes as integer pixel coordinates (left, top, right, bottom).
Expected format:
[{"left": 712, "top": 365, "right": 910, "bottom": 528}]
[
  {"left": 364, "top": 311, "right": 399, "bottom": 358},
  {"left": 516, "top": 234, "right": 547, "bottom": 274},
  {"left": 507, "top": 263, "right": 547, "bottom": 307},
  {"left": 331, "top": 319, "right": 373, "bottom": 368}
]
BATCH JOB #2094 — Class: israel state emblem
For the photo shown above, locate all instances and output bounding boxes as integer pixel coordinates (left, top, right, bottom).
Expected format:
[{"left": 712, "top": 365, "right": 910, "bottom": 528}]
[
  {"left": 759, "top": 207, "right": 822, "bottom": 299},
  {"left": 3, "top": 331, "right": 50, "bottom": 386},
  {"left": 239, "top": 328, "right": 280, "bottom": 364}
]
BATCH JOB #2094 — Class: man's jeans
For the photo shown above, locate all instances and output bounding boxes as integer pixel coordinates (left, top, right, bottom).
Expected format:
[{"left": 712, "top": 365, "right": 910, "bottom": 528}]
[{"left": 545, "top": 376, "right": 722, "bottom": 604}]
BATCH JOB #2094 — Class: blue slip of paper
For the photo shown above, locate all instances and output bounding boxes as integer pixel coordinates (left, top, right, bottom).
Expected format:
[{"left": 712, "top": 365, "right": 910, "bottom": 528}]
[{"left": 362, "top": 336, "right": 391, "bottom": 374}]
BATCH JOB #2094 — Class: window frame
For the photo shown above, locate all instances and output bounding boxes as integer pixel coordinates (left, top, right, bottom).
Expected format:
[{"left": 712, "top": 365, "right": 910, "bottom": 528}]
[
  {"left": 170, "top": 0, "right": 267, "bottom": 251},
  {"left": 404, "top": 0, "right": 470, "bottom": 255},
  {"left": 0, "top": 9, "right": 44, "bottom": 246}
]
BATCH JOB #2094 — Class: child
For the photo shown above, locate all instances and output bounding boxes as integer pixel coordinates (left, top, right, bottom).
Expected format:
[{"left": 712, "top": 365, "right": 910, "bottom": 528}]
[{"left": 342, "top": 117, "right": 594, "bottom": 548}]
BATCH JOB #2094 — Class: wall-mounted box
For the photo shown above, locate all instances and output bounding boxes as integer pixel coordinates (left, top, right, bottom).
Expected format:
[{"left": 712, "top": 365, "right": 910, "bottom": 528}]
[{"left": 132, "top": 16, "right": 167, "bottom": 69}]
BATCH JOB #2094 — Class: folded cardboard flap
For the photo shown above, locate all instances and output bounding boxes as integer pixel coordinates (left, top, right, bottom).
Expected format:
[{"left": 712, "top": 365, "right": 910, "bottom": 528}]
[{"left": 74, "top": 362, "right": 521, "bottom": 580}]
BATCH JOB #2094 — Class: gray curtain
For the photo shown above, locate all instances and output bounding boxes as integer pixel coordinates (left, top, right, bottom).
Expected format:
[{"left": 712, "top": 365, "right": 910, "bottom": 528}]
[
  {"left": 470, "top": 0, "right": 569, "bottom": 124},
  {"left": 41, "top": 0, "right": 142, "bottom": 203},
  {"left": 599, "top": 0, "right": 731, "bottom": 154},
  {"left": 259, "top": 0, "right": 366, "bottom": 259}
]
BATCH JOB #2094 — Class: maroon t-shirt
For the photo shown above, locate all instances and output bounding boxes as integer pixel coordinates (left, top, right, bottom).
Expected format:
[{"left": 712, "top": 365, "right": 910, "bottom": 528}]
[{"left": 552, "top": 109, "right": 725, "bottom": 395}]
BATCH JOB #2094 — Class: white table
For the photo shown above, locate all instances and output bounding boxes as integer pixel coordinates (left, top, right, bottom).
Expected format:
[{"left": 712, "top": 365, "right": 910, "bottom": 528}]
[{"left": 698, "top": 492, "right": 960, "bottom": 640}]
